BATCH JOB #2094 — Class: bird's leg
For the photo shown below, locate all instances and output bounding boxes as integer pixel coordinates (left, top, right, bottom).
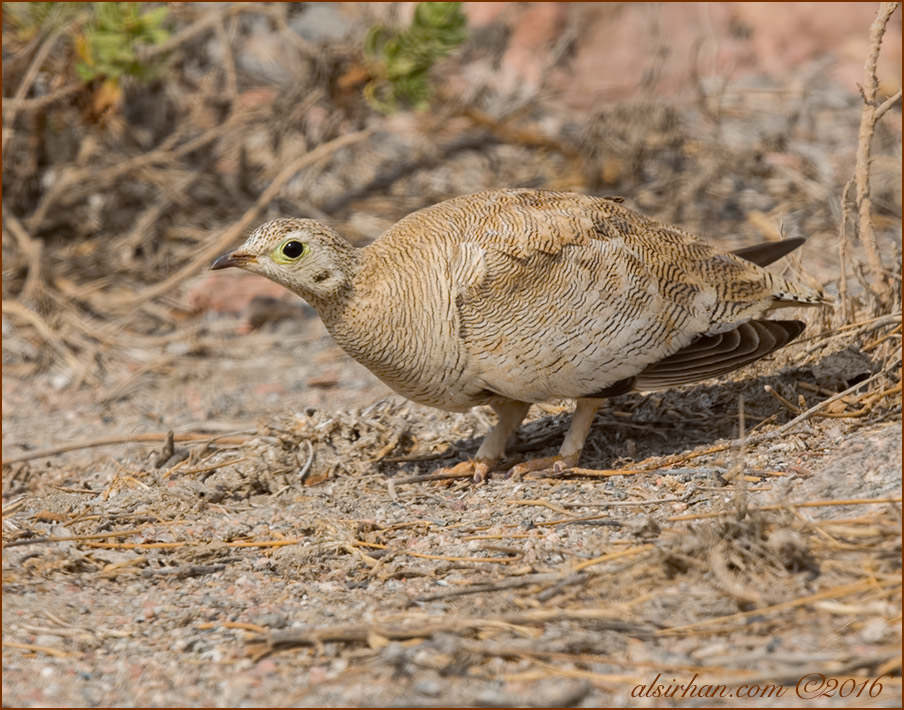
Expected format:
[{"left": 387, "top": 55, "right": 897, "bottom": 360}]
[
  {"left": 506, "top": 398, "right": 603, "bottom": 478},
  {"left": 557, "top": 397, "right": 604, "bottom": 465},
  {"left": 435, "top": 400, "right": 530, "bottom": 483}
]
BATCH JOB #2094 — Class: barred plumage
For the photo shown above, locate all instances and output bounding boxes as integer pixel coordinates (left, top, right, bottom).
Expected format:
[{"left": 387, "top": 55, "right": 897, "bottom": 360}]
[{"left": 212, "top": 188, "right": 829, "bottom": 481}]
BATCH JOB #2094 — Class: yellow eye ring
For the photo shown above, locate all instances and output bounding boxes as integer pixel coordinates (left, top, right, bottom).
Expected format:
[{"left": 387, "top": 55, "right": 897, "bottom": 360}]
[{"left": 272, "top": 239, "right": 307, "bottom": 264}]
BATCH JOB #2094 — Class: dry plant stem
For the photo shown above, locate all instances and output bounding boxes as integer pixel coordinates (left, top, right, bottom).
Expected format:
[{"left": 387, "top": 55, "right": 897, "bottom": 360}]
[
  {"left": 262, "top": 607, "right": 653, "bottom": 650},
  {"left": 764, "top": 385, "right": 801, "bottom": 414},
  {"left": 2, "top": 82, "right": 82, "bottom": 113},
  {"left": 667, "top": 495, "right": 902, "bottom": 522},
  {"left": 571, "top": 544, "right": 654, "bottom": 573},
  {"left": 135, "top": 2, "right": 317, "bottom": 64},
  {"left": 462, "top": 641, "right": 757, "bottom": 676},
  {"left": 2, "top": 22, "right": 70, "bottom": 152},
  {"left": 3, "top": 211, "right": 43, "bottom": 303},
  {"left": 766, "top": 381, "right": 899, "bottom": 419},
  {"left": 1, "top": 300, "right": 86, "bottom": 381},
  {"left": 97, "top": 354, "right": 178, "bottom": 404},
  {"left": 507, "top": 654, "right": 899, "bottom": 689},
  {"left": 415, "top": 571, "right": 581, "bottom": 602},
  {"left": 854, "top": 2, "right": 901, "bottom": 303},
  {"left": 260, "top": 3, "right": 319, "bottom": 59},
  {"left": 837, "top": 178, "right": 855, "bottom": 323},
  {"left": 722, "top": 654, "right": 902, "bottom": 691},
  {"left": 657, "top": 577, "right": 899, "bottom": 636},
  {"left": 214, "top": 15, "right": 238, "bottom": 100},
  {"left": 112, "top": 129, "right": 373, "bottom": 310},
  {"left": 4, "top": 32, "right": 43, "bottom": 68},
  {"left": 800, "top": 312, "right": 901, "bottom": 344},
  {"left": 864, "top": 323, "right": 902, "bottom": 351},
  {"left": 1, "top": 432, "right": 251, "bottom": 467},
  {"left": 765, "top": 368, "right": 890, "bottom": 433},
  {"left": 136, "top": 3, "right": 237, "bottom": 61},
  {"left": 141, "top": 563, "right": 227, "bottom": 579},
  {"left": 875, "top": 88, "right": 903, "bottom": 122},
  {"left": 26, "top": 112, "right": 252, "bottom": 231},
  {"left": 120, "top": 171, "right": 202, "bottom": 251},
  {"left": 2, "top": 641, "right": 71, "bottom": 659},
  {"left": 3, "top": 528, "right": 148, "bottom": 548}
]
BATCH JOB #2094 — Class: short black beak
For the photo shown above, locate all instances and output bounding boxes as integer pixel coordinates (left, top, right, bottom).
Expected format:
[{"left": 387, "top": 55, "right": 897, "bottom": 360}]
[{"left": 210, "top": 252, "right": 255, "bottom": 270}]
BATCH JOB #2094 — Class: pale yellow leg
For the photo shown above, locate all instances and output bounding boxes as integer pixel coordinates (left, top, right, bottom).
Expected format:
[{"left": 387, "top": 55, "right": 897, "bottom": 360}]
[
  {"left": 559, "top": 397, "right": 604, "bottom": 459},
  {"left": 506, "top": 398, "right": 603, "bottom": 478},
  {"left": 435, "top": 400, "right": 531, "bottom": 483}
]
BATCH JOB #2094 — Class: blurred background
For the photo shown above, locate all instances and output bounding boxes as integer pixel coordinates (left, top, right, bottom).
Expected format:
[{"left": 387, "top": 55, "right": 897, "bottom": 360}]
[
  {"left": 3, "top": 5, "right": 902, "bottom": 706},
  {"left": 3, "top": 1, "right": 901, "bottom": 451}
]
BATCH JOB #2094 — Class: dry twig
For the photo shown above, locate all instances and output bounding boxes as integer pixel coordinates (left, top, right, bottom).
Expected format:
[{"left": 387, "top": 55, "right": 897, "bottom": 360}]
[
  {"left": 1, "top": 300, "right": 87, "bottom": 382},
  {"left": 1, "top": 431, "right": 251, "bottom": 466},
  {"left": 667, "top": 495, "right": 902, "bottom": 522},
  {"left": 657, "top": 577, "right": 899, "bottom": 636},
  {"left": 852, "top": 2, "right": 901, "bottom": 303},
  {"left": 836, "top": 177, "right": 856, "bottom": 323},
  {"left": 3, "top": 210, "right": 44, "bottom": 303},
  {"left": 2, "top": 22, "right": 72, "bottom": 151}
]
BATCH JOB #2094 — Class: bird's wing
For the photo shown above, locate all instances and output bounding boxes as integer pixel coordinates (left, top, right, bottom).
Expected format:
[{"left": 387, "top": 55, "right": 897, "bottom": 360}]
[{"left": 632, "top": 319, "right": 804, "bottom": 390}]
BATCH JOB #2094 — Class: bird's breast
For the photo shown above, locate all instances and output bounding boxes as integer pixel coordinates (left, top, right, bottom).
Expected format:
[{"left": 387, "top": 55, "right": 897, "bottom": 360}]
[{"left": 323, "top": 253, "right": 484, "bottom": 412}]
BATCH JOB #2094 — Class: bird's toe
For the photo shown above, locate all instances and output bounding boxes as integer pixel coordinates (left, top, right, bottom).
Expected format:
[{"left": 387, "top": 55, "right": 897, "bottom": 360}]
[
  {"left": 472, "top": 460, "right": 492, "bottom": 484},
  {"left": 433, "top": 458, "right": 496, "bottom": 484},
  {"left": 506, "top": 453, "right": 581, "bottom": 479}
]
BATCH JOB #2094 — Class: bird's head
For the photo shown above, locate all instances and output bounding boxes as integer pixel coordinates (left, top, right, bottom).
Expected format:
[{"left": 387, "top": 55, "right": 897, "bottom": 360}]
[{"left": 211, "top": 218, "right": 358, "bottom": 307}]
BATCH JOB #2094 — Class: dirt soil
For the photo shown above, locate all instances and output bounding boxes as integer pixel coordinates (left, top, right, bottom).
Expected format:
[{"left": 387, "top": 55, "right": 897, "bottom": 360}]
[{"left": 2, "top": 3, "right": 902, "bottom": 707}]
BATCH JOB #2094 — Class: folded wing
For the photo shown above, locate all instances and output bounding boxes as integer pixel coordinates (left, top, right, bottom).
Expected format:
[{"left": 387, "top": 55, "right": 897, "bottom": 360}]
[{"left": 633, "top": 319, "right": 804, "bottom": 390}]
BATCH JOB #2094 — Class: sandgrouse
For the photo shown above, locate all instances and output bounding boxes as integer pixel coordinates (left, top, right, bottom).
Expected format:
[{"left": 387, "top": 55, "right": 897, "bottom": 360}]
[{"left": 212, "top": 189, "right": 827, "bottom": 481}]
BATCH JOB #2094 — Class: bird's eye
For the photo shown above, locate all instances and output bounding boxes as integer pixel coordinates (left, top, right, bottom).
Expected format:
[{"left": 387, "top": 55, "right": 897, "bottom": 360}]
[
  {"left": 270, "top": 238, "right": 308, "bottom": 265},
  {"left": 280, "top": 240, "right": 305, "bottom": 260}
]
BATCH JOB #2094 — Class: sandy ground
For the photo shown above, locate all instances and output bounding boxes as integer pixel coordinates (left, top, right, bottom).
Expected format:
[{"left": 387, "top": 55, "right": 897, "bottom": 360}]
[{"left": 3, "top": 302, "right": 901, "bottom": 707}]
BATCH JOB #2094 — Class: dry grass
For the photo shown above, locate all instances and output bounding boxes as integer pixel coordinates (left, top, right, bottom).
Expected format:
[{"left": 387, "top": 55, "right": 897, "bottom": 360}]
[{"left": 2, "top": 2, "right": 901, "bottom": 706}]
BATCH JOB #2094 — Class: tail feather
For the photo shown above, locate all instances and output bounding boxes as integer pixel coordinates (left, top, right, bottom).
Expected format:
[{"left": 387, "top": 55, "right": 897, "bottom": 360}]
[
  {"left": 731, "top": 237, "right": 805, "bottom": 267},
  {"left": 770, "top": 276, "right": 831, "bottom": 308},
  {"left": 730, "top": 237, "right": 831, "bottom": 308}
]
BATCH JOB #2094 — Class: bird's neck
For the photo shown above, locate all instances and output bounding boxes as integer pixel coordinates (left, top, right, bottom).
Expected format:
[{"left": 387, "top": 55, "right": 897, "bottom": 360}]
[
  {"left": 298, "top": 245, "right": 362, "bottom": 321},
  {"left": 314, "top": 267, "right": 374, "bottom": 357},
  {"left": 313, "top": 245, "right": 467, "bottom": 408},
  {"left": 314, "top": 245, "right": 415, "bottom": 384}
]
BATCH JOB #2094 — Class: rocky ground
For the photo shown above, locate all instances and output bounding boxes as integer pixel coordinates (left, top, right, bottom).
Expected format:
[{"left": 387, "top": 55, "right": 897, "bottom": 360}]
[{"left": 3, "top": 3, "right": 902, "bottom": 706}]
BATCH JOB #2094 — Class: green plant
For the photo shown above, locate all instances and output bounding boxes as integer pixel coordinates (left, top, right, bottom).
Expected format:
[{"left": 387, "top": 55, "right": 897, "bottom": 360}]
[
  {"left": 75, "top": 2, "right": 169, "bottom": 84},
  {"left": 364, "top": 2, "right": 467, "bottom": 113}
]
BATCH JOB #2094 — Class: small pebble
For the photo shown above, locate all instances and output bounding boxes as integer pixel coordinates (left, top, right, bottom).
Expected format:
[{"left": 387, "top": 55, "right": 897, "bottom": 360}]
[{"left": 414, "top": 677, "right": 441, "bottom": 697}]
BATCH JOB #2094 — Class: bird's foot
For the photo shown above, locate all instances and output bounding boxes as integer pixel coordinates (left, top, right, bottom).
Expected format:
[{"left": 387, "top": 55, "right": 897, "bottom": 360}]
[
  {"left": 505, "top": 453, "right": 580, "bottom": 480},
  {"left": 434, "top": 458, "right": 495, "bottom": 483}
]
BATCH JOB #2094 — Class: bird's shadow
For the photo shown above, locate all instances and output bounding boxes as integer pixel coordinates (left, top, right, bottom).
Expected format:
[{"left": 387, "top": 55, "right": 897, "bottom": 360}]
[{"left": 394, "top": 347, "right": 877, "bottom": 476}]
